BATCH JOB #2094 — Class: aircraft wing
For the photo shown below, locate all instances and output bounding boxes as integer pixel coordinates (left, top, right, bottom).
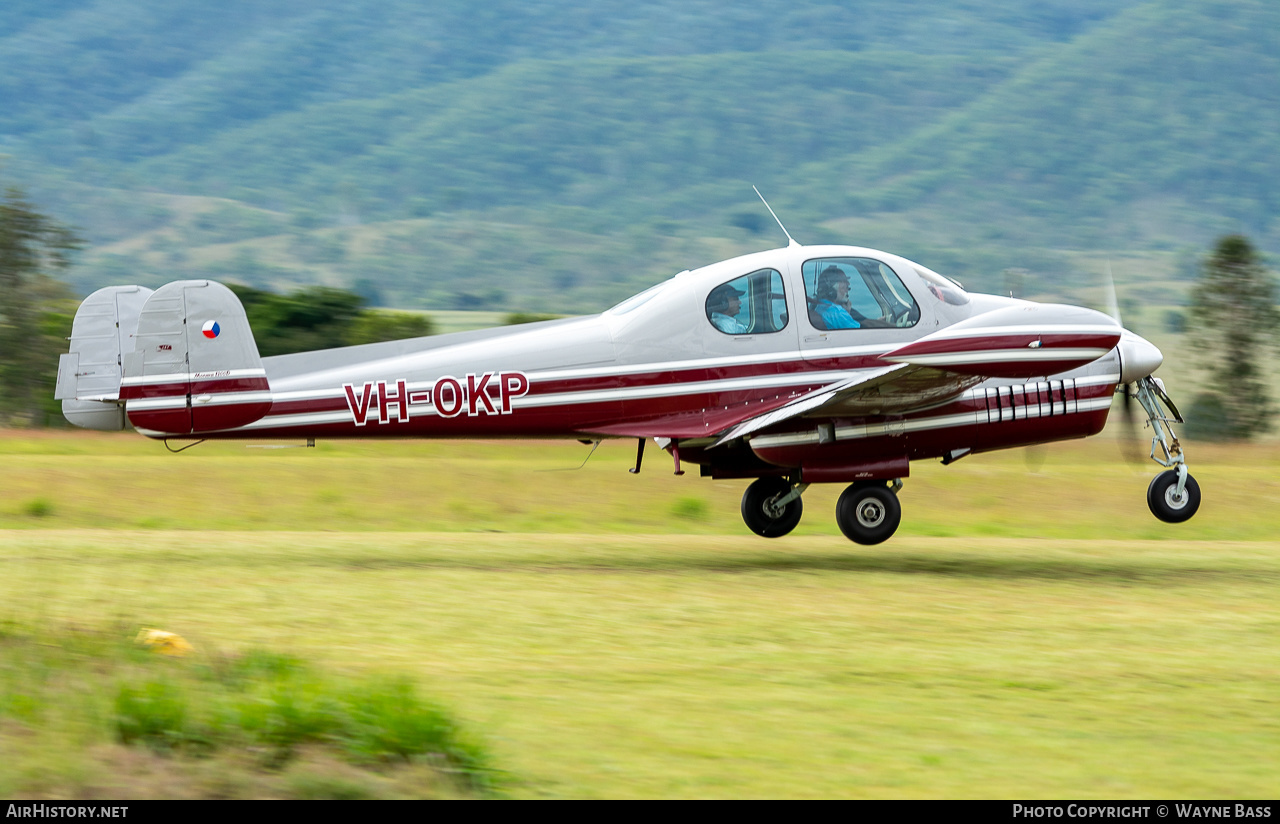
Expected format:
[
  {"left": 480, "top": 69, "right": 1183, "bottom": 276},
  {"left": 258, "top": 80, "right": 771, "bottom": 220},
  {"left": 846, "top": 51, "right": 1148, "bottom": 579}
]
[
  {"left": 711, "top": 363, "right": 981, "bottom": 445},
  {"left": 581, "top": 363, "right": 977, "bottom": 443},
  {"left": 581, "top": 392, "right": 807, "bottom": 441}
]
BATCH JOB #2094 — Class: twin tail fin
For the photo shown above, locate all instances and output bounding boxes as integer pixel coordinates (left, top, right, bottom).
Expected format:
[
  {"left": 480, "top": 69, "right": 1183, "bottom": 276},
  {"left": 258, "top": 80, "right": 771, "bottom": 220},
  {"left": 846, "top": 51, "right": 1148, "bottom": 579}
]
[{"left": 57, "top": 280, "right": 271, "bottom": 435}]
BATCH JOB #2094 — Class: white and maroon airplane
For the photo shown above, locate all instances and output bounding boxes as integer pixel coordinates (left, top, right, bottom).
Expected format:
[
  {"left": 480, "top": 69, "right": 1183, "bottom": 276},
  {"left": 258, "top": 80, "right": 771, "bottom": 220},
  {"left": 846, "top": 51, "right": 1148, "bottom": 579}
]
[{"left": 56, "top": 238, "right": 1198, "bottom": 543}]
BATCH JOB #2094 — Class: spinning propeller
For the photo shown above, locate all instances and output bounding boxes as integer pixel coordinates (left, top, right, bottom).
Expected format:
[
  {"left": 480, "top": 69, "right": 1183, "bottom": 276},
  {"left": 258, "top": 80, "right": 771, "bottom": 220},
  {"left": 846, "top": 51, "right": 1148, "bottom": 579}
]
[
  {"left": 1099, "top": 261, "right": 1201, "bottom": 521},
  {"left": 1102, "top": 261, "right": 1150, "bottom": 467}
]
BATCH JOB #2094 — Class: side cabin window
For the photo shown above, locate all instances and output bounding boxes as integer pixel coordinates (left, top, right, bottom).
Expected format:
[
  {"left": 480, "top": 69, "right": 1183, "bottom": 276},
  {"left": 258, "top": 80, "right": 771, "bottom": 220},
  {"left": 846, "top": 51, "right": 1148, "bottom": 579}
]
[
  {"left": 705, "top": 268, "right": 788, "bottom": 336},
  {"left": 802, "top": 257, "right": 920, "bottom": 330}
]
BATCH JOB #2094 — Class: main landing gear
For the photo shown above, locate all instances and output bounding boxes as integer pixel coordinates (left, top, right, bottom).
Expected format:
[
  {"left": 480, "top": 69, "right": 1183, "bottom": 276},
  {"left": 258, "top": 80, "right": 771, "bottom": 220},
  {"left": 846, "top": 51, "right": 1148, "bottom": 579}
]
[
  {"left": 741, "top": 477, "right": 805, "bottom": 537},
  {"left": 739, "top": 477, "right": 904, "bottom": 544},
  {"left": 1129, "top": 375, "right": 1201, "bottom": 523},
  {"left": 836, "top": 481, "right": 902, "bottom": 545}
]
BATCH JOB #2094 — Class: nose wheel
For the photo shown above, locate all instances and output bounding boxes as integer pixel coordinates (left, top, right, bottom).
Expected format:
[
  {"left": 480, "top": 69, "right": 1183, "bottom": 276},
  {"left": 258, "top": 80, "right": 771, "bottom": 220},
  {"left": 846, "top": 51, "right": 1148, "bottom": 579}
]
[
  {"left": 835, "top": 482, "right": 902, "bottom": 545},
  {"left": 1147, "top": 469, "right": 1201, "bottom": 523},
  {"left": 1130, "top": 376, "right": 1201, "bottom": 523}
]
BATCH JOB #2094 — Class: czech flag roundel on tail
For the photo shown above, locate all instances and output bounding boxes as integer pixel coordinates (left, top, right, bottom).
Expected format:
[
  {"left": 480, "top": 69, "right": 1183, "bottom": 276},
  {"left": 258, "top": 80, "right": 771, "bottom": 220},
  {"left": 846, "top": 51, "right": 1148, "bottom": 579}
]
[{"left": 202, "top": 320, "right": 221, "bottom": 339}]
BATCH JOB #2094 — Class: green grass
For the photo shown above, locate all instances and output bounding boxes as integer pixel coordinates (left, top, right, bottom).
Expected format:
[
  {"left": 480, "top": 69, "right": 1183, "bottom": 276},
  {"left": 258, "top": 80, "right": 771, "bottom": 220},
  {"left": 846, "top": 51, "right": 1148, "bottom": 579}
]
[
  {"left": 2, "top": 431, "right": 1278, "bottom": 540},
  {"left": 0, "top": 624, "right": 494, "bottom": 798},
  {"left": 1, "top": 431, "right": 1279, "bottom": 797}
]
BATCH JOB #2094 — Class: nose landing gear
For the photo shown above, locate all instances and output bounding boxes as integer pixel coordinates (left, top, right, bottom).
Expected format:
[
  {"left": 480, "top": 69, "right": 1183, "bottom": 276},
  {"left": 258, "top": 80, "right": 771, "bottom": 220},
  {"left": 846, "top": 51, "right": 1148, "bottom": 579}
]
[{"left": 1130, "top": 376, "right": 1201, "bottom": 523}]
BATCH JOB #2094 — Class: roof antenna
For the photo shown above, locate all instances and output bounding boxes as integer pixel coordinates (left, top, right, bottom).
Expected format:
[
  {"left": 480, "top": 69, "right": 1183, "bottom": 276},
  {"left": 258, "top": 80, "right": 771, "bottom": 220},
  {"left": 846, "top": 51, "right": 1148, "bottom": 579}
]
[{"left": 753, "top": 185, "right": 799, "bottom": 248}]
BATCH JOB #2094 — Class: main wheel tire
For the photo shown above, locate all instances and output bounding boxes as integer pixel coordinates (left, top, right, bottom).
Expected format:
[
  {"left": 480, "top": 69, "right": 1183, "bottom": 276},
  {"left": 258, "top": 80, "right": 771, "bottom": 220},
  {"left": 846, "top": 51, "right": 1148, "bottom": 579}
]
[
  {"left": 835, "top": 483, "right": 902, "bottom": 545},
  {"left": 741, "top": 477, "right": 803, "bottom": 538},
  {"left": 1147, "top": 470, "right": 1201, "bottom": 523}
]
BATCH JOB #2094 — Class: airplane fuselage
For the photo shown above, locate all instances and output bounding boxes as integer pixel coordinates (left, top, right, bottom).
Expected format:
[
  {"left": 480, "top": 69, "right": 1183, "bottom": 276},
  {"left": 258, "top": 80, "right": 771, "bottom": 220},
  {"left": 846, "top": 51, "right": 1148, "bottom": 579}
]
[{"left": 161, "top": 244, "right": 1121, "bottom": 484}]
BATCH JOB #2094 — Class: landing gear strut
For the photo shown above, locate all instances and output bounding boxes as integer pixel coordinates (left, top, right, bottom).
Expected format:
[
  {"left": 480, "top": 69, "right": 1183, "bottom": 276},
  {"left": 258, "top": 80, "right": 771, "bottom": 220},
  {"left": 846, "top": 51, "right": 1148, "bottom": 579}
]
[
  {"left": 1130, "top": 376, "right": 1201, "bottom": 523},
  {"left": 835, "top": 480, "right": 902, "bottom": 545},
  {"left": 741, "top": 477, "right": 806, "bottom": 538}
]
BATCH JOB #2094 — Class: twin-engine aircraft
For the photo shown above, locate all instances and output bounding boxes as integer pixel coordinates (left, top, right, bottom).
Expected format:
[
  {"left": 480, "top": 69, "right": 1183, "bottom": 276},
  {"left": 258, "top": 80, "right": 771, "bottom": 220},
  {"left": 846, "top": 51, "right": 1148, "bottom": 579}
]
[{"left": 56, "top": 237, "right": 1199, "bottom": 543}]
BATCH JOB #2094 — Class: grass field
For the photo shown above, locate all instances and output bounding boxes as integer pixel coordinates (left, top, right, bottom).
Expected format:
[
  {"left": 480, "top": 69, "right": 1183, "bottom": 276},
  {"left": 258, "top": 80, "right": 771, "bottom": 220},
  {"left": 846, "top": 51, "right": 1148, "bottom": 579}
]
[{"left": 2, "top": 430, "right": 1279, "bottom": 798}]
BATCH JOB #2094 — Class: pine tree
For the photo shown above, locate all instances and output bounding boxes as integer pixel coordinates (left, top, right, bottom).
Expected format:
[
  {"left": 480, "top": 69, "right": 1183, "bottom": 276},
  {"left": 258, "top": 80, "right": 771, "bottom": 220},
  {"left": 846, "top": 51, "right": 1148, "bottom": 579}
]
[
  {"left": 1186, "top": 235, "right": 1280, "bottom": 440},
  {"left": 0, "top": 187, "right": 79, "bottom": 425}
]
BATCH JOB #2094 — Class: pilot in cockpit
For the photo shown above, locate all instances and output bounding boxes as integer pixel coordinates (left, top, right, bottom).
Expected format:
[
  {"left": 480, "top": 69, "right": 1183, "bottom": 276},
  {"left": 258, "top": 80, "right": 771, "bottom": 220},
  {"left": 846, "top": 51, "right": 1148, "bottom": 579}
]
[
  {"left": 708, "top": 284, "right": 749, "bottom": 334},
  {"left": 814, "top": 266, "right": 861, "bottom": 329}
]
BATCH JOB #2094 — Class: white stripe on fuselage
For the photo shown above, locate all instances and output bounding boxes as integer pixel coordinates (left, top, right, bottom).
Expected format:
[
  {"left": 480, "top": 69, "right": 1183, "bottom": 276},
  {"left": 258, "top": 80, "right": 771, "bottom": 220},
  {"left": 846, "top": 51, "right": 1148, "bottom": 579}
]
[
  {"left": 241, "top": 369, "right": 852, "bottom": 430},
  {"left": 239, "top": 348, "right": 1122, "bottom": 434}
]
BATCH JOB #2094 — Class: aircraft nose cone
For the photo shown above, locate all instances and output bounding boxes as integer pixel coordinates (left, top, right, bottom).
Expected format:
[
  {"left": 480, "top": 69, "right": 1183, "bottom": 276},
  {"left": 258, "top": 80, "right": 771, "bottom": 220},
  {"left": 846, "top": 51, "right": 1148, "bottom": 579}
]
[{"left": 1118, "top": 329, "right": 1163, "bottom": 383}]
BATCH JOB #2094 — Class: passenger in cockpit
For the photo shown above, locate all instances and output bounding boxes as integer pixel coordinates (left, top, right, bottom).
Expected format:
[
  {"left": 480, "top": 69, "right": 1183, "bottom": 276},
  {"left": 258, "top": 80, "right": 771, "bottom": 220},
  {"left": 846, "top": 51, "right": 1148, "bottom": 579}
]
[
  {"left": 814, "top": 266, "right": 861, "bottom": 329},
  {"left": 708, "top": 284, "right": 749, "bottom": 334}
]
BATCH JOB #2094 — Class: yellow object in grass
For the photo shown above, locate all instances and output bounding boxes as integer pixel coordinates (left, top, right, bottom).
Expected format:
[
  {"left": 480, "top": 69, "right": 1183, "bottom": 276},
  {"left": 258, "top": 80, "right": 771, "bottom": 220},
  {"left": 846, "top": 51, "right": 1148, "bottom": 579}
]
[{"left": 135, "top": 628, "right": 194, "bottom": 657}]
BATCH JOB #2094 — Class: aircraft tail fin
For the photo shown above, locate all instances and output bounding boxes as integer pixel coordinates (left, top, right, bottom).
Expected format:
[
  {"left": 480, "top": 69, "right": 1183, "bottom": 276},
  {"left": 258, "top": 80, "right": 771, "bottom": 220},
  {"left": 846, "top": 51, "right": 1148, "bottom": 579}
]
[
  {"left": 121, "top": 280, "right": 272, "bottom": 436},
  {"left": 59, "top": 280, "right": 272, "bottom": 435},
  {"left": 56, "top": 285, "right": 154, "bottom": 431}
]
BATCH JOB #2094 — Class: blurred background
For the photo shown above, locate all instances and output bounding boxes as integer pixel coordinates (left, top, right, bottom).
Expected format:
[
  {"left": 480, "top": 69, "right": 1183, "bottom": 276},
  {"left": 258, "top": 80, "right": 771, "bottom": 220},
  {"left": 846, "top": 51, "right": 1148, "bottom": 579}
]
[
  {"left": 1, "top": 0, "right": 1275, "bottom": 310},
  {"left": 1, "top": 0, "right": 1278, "bottom": 433}
]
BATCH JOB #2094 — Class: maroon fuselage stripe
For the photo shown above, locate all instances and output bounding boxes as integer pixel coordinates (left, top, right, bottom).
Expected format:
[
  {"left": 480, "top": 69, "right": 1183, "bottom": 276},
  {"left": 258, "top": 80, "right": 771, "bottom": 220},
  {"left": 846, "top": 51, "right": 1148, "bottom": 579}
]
[
  {"left": 136, "top": 352, "right": 1117, "bottom": 461},
  {"left": 889, "top": 331, "right": 1119, "bottom": 357}
]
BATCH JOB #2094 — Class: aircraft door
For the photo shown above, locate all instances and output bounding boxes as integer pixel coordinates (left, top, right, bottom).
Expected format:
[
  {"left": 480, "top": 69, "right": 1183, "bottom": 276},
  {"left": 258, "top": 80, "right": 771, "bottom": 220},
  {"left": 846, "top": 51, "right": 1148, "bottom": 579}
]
[{"left": 697, "top": 266, "right": 801, "bottom": 427}]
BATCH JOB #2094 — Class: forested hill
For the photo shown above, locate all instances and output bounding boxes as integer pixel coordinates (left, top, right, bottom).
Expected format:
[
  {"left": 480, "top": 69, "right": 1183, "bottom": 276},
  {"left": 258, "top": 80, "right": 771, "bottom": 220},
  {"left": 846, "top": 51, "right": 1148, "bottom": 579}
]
[
  {"left": 1, "top": 0, "right": 1274, "bottom": 313},
  {"left": 797, "top": 0, "right": 1280, "bottom": 250}
]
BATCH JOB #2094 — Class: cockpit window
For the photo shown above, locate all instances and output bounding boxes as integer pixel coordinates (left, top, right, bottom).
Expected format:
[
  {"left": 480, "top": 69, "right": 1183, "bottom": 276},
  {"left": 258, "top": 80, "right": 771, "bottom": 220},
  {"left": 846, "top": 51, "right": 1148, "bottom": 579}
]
[
  {"left": 802, "top": 258, "right": 920, "bottom": 330},
  {"left": 705, "top": 268, "right": 788, "bottom": 336},
  {"left": 913, "top": 264, "right": 970, "bottom": 305}
]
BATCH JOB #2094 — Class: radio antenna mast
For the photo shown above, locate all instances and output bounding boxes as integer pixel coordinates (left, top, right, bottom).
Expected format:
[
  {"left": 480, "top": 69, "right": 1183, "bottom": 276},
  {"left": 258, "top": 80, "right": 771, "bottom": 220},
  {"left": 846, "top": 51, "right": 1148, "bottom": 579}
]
[{"left": 753, "top": 185, "right": 799, "bottom": 248}]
